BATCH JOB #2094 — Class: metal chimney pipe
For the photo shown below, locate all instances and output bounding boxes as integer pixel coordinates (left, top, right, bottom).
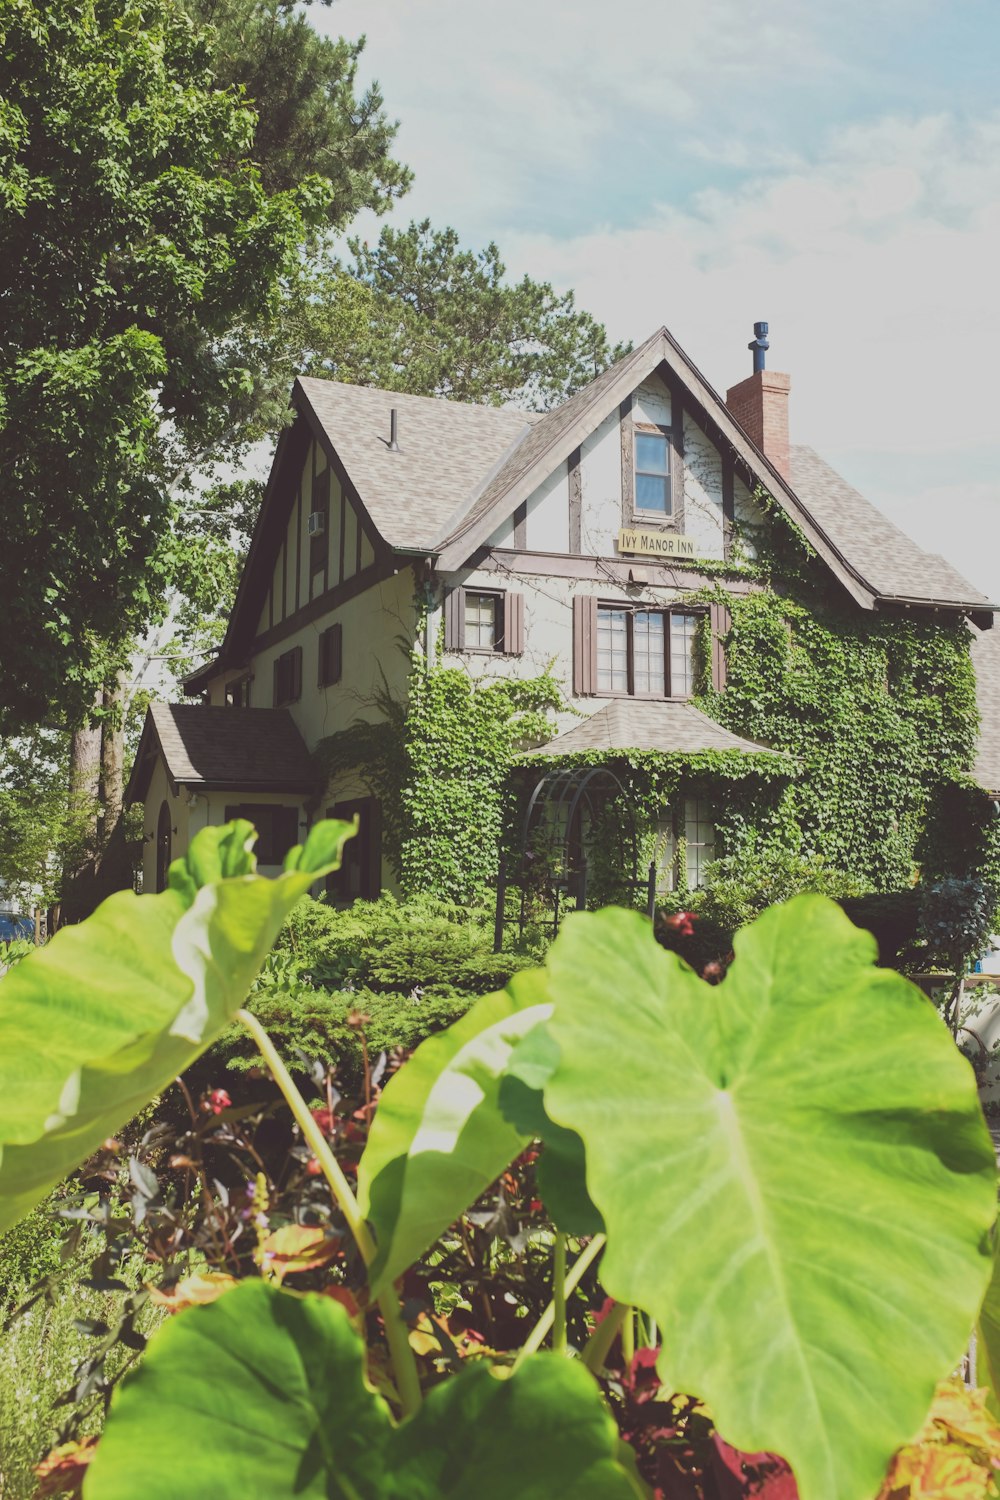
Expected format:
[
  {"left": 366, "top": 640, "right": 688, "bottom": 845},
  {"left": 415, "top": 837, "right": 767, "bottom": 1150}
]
[
  {"left": 388, "top": 407, "right": 401, "bottom": 452},
  {"left": 749, "top": 321, "right": 769, "bottom": 374}
]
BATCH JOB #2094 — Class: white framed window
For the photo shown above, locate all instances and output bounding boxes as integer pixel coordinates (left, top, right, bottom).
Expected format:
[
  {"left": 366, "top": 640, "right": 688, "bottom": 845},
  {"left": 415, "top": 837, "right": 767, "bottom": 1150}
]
[
  {"left": 635, "top": 430, "right": 671, "bottom": 515},
  {"left": 595, "top": 606, "right": 699, "bottom": 697},
  {"left": 684, "top": 796, "right": 716, "bottom": 888},
  {"left": 464, "top": 591, "right": 497, "bottom": 650}
]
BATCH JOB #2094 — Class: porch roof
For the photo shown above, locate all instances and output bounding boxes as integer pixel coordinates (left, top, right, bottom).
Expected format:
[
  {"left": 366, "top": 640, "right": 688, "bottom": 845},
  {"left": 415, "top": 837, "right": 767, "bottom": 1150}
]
[
  {"left": 126, "top": 703, "right": 317, "bottom": 802},
  {"left": 530, "top": 700, "right": 779, "bottom": 759}
]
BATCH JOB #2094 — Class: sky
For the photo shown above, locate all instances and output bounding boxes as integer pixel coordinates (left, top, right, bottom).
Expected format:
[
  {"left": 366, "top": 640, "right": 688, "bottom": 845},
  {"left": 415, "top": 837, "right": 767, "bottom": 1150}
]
[{"left": 317, "top": 0, "right": 1000, "bottom": 601}]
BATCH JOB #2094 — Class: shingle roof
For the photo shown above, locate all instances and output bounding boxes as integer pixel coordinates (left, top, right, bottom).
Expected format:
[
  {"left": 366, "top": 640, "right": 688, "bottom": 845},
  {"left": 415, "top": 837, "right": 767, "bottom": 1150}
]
[
  {"left": 789, "top": 448, "right": 993, "bottom": 609},
  {"left": 126, "top": 704, "right": 316, "bottom": 802},
  {"left": 296, "top": 377, "right": 540, "bottom": 551},
  {"left": 530, "top": 700, "right": 781, "bottom": 759},
  {"left": 973, "top": 628, "right": 1000, "bottom": 796},
  {"left": 434, "top": 334, "right": 662, "bottom": 553}
]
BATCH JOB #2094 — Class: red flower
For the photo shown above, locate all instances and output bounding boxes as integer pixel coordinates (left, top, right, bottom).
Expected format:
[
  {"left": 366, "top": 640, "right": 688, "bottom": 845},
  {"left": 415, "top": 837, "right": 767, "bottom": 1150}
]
[
  {"left": 305, "top": 1157, "right": 323, "bottom": 1177},
  {"left": 663, "top": 911, "right": 697, "bottom": 938},
  {"left": 311, "top": 1107, "right": 336, "bottom": 1134},
  {"left": 200, "top": 1088, "right": 232, "bottom": 1115}
]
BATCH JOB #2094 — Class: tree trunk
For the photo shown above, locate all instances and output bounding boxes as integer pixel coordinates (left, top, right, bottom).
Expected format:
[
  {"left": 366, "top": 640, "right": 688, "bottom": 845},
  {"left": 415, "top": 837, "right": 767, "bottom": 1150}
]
[
  {"left": 59, "top": 702, "right": 102, "bottom": 926},
  {"left": 95, "top": 672, "right": 133, "bottom": 902}
]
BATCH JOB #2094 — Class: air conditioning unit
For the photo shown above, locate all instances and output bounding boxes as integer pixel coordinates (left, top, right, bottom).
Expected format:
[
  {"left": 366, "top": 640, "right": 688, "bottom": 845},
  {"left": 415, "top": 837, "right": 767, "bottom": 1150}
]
[{"left": 307, "top": 511, "right": 325, "bottom": 536}]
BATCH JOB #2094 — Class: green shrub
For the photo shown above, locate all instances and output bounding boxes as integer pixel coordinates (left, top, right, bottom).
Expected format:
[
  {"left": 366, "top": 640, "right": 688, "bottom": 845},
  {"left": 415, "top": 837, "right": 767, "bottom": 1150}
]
[
  {"left": 0, "top": 1193, "right": 67, "bottom": 1308},
  {"left": 207, "top": 985, "right": 478, "bottom": 1086},
  {"left": 255, "top": 892, "right": 538, "bottom": 999}
]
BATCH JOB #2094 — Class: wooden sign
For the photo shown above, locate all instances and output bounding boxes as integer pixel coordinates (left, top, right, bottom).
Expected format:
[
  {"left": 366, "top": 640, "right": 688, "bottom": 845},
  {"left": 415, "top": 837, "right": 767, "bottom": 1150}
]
[{"left": 618, "top": 528, "right": 697, "bottom": 559}]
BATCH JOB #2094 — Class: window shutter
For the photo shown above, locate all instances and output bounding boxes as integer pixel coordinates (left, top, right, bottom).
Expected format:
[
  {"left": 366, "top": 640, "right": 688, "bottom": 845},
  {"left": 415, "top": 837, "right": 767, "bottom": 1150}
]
[
  {"left": 291, "top": 645, "right": 303, "bottom": 701},
  {"left": 319, "top": 623, "right": 342, "bottom": 685},
  {"left": 573, "top": 595, "right": 597, "bottom": 694},
  {"left": 709, "top": 602, "right": 731, "bottom": 690},
  {"left": 503, "top": 592, "right": 524, "bottom": 656},
  {"left": 272, "top": 659, "right": 281, "bottom": 707},
  {"left": 444, "top": 587, "right": 465, "bottom": 650}
]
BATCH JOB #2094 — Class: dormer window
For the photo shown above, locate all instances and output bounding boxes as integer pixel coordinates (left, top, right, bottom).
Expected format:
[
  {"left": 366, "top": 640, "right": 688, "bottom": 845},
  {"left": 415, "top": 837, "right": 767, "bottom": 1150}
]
[{"left": 635, "top": 430, "right": 671, "bottom": 515}]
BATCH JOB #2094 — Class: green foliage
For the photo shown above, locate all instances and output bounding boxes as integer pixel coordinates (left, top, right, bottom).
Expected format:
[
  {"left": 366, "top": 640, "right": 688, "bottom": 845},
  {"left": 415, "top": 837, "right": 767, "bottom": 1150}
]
[
  {"left": 87, "top": 1281, "right": 642, "bottom": 1499},
  {"left": 0, "top": 0, "right": 331, "bottom": 730},
  {"left": 184, "top": 0, "right": 411, "bottom": 220},
  {"left": 542, "top": 900, "right": 996, "bottom": 1500},
  {"left": 326, "top": 220, "right": 632, "bottom": 410},
  {"left": 319, "top": 650, "right": 565, "bottom": 903},
  {"left": 0, "top": 823, "right": 996, "bottom": 1500},
  {"left": 358, "top": 973, "right": 550, "bottom": 1295},
  {"left": 700, "top": 587, "right": 983, "bottom": 893},
  {"left": 0, "top": 818, "right": 353, "bottom": 1232}
]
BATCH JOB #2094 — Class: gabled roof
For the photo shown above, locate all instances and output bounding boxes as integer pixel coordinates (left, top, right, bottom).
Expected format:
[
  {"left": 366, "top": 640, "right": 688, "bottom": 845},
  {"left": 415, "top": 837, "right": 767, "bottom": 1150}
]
[
  {"left": 789, "top": 449, "right": 993, "bottom": 609},
  {"left": 295, "top": 377, "right": 541, "bottom": 552},
  {"left": 126, "top": 704, "right": 316, "bottom": 803},
  {"left": 529, "top": 700, "right": 782, "bottom": 760}
]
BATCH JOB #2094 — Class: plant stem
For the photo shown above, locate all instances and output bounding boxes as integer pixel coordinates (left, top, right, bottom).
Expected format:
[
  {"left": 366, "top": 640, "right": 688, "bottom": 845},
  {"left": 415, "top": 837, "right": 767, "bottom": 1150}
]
[
  {"left": 582, "top": 1300, "right": 628, "bottom": 1374},
  {"left": 237, "top": 1008, "right": 375, "bottom": 1262},
  {"left": 513, "top": 1233, "right": 606, "bottom": 1370},
  {"left": 621, "top": 1305, "right": 635, "bottom": 1367},
  {"left": 552, "top": 1232, "right": 567, "bottom": 1356},
  {"left": 236, "top": 1007, "right": 423, "bottom": 1416}
]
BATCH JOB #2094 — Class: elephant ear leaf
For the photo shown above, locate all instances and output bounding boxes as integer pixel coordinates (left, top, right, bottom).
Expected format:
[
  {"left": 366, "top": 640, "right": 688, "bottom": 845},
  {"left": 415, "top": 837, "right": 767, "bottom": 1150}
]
[
  {"left": 86, "top": 1280, "right": 645, "bottom": 1500},
  {"left": 500, "top": 1023, "right": 603, "bottom": 1236},
  {"left": 0, "top": 818, "right": 355, "bottom": 1234},
  {"left": 357, "top": 969, "right": 552, "bottom": 1296},
  {"left": 542, "top": 897, "right": 997, "bottom": 1500}
]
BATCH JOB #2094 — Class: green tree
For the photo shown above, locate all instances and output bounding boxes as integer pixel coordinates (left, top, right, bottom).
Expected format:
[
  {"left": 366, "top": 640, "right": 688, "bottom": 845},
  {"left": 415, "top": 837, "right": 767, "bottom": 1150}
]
[
  {"left": 294, "top": 220, "right": 631, "bottom": 410},
  {"left": 185, "top": 0, "right": 411, "bottom": 220},
  {"left": 0, "top": 0, "right": 332, "bottom": 735}
]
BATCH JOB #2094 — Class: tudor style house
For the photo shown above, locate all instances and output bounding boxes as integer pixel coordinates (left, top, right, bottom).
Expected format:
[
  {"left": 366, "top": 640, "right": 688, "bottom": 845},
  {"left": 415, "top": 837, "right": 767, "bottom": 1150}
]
[{"left": 127, "top": 323, "right": 998, "bottom": 902}]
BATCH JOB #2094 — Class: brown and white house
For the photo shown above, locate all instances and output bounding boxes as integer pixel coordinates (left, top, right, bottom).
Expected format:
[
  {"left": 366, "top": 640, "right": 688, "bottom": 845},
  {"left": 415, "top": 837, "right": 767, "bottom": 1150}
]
[{"left": 127, "top": 323, "right": 999, "bottom": 900}]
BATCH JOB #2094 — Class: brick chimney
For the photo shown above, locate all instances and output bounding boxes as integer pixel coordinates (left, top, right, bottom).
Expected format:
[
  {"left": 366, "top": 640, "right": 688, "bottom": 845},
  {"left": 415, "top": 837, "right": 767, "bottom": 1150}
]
[{"left": 725, "top": 322, "right": 791, "bottom": 481}]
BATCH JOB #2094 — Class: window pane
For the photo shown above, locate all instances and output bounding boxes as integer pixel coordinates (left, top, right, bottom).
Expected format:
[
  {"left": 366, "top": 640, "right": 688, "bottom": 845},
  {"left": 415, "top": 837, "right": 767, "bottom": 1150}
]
[
  {"left": 635, "top": 433, "right": 668, "bottom": 473},
  {"left": 670, "top": 613, "right": 698, "bottom": 696},
  {"left": 597, "top": 608, "right": 628, "bottom": 692},
  {"left": 635, "top": 472, "right": 669, "bottom": 512},
  {"left": 633, "top": 611, "right": 665, "bottom": 694},
  {"left": 464, "top": 592, "right": 496, "bottom": 649},
  {"left": 654, "top": 812, "right": 676, "bottom": 895},
  {"left": 684, "top": 796, "right": 716, "bottom": 889}
]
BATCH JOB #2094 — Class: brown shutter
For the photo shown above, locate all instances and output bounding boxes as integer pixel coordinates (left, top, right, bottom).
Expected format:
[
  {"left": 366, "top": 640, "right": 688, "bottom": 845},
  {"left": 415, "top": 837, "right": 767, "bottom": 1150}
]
[
  {"left": 291, "top": 645, "right": 303, "bottom": 701},
  {"left": 444, "top": 587, "right": 465, "bottom": 649},
  {"left": 272, "top": 658, "right": 281, "bottom": 706},
  {"left": 709, "top": 602, "right": 731, "bottom": 690},
  {"left": 503, "top": 592, "right": 524, "bottom": 656},
  {"left": 573, "top": 595, "right": 597, "bottom": 694},
  {"left": 319, "top": 623, "right": 343, "bottom": 685}
]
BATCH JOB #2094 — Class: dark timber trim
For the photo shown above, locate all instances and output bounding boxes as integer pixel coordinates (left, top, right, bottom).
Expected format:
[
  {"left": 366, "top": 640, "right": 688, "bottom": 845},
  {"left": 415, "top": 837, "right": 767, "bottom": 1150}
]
[
  {"left": 513, "top": 500, "right": 527, "bottom": 550},
  {"left": 472, "top": 546, "right": 759, "bottom": 594},
  {"left": 722, "top": 457, "right": 736, "bottom": 561},
  {"left": 251, "top": 556, "right": 396, "bottom": 655},
  {"left": 619, "top": 395, "right": 635, "bottom": 524},
  {"left": 568, "top": 446, "right": 582, "bottom": 552}
]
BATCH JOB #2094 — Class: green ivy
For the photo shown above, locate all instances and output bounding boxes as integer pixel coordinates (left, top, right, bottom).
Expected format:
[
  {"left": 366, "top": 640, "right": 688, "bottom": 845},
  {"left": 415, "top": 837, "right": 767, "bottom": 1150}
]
[{"left": 316, "top": 640, "right": 563, "bottom": 903}]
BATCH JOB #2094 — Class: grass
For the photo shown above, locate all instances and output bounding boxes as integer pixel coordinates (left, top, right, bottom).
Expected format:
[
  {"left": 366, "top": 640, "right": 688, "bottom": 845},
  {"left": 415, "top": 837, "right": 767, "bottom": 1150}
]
[{"left": 0, "top": 1227, "right": 164, "bottom": 1500}]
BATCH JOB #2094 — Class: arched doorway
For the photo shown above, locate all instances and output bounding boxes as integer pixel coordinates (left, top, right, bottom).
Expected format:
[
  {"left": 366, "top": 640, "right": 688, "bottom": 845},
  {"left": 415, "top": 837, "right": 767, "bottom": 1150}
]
[
  {"left": 494, "top": 766, "right": 653, "bottom": 947},
  {"left": 155, "top": 801, "right": 172, "bottom": 893}
]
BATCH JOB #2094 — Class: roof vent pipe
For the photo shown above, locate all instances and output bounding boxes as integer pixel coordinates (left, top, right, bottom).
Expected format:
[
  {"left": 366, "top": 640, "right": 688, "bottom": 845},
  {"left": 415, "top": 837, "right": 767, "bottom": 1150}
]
[
  {"left": 749, "top": 321, "right": 769, "bottom": 373},
  {"left": 388, "top": 407, "right": 401, "bottom": 452}
]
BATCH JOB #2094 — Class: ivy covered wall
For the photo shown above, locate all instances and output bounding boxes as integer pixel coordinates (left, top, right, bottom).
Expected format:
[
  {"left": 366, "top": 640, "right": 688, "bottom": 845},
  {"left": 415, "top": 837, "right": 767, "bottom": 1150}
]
[{"left": 316, "top": 498, "right": 997, "bottom": 915}]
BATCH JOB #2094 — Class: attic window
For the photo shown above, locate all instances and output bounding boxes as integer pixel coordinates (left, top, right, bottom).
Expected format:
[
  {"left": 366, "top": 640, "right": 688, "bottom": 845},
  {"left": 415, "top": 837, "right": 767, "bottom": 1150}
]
[
  {"left": 273, "top": 645, "right": 302, "bottom": 706},
  {"left": 635, "top": 430, "right": 671, "bottom": 515}
]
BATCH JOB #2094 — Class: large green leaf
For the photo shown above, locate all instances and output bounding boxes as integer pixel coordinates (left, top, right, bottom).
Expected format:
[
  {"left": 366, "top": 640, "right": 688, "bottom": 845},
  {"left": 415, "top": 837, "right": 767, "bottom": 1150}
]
[
  {"left": 977, "top": 1226, "right": 1000, "bottom": 1414},
  {"left": 85, "top": 1280, "right": 644, "bottom": 1499},
  {"left": 542, "top": 897, "right": 997, "bottom": 1500},
  {"left": 500, "top": 1023, "right": 603, "bottom": 1236},
  {"left": 0, "top": 819, "right": 355, "bottom": 1233},
  {"left": 357, "top": 969, "right": 551, "bottom": 1295}
]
